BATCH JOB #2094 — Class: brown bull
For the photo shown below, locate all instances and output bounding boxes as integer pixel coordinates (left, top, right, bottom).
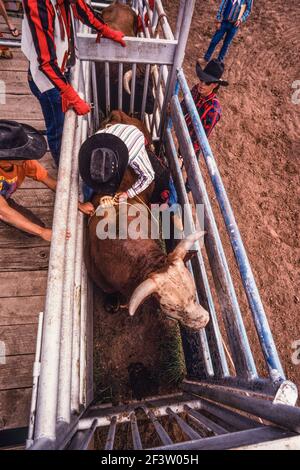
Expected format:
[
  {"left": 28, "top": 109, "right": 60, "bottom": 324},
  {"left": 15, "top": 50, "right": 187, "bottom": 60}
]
[
  {"left": 84, "top": 114, "right": 209, "bottom": 331},
  {"left": 96, "top": 1, "right": 155, "bottom": 117}
]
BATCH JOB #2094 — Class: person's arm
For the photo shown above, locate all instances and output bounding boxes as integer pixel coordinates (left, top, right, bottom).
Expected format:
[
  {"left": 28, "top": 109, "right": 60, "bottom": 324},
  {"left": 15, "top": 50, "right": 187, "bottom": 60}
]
[
  {"left": 23, "top": 0, "right": 90, "bottom": 115},
  {"left": 240, "top": 0, "right": 252, "bottom": 23},
  {"left": 40, "top": 173, "right": 94, "bottom": 215},
  {"left": 216, "top": 0, "right": 228, "bottom": 22},
  {"left": 0, "top": 195, "right": 51, "bottom": 241},
  {"left": 126, "top": 148, "right": 155, "bottom": 198},
  {"left": 201, "top": 103, "right": 221, "bottom": 138},
  {"left": 72, "top": 0, "right": 126, "bottom": 46}
]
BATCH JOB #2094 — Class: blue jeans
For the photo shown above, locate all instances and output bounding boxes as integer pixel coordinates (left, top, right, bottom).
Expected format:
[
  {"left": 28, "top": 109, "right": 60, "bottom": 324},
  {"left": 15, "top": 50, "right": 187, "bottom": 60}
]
[
  {"left": 204, "top": 20, "right": 239, "bottom": 62},
  {"left": 28, "top": 73, "right": 65, "bottom": 166}
]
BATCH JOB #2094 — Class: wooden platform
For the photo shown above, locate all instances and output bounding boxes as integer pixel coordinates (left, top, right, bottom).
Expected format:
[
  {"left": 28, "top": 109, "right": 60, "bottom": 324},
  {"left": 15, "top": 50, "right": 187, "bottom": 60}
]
[{"left": 0, "top": 17, "right": 56, "bottom": 435}]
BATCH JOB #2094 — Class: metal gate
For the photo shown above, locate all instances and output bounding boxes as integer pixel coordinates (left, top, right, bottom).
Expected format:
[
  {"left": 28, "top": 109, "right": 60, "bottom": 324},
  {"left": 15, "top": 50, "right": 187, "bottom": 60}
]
[{"left": 18, "top": 0, "right": 300, "bottom": 450}]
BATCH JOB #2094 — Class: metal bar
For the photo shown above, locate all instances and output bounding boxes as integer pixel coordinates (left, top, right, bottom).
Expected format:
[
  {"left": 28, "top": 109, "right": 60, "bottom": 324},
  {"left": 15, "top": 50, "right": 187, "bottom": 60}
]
[
  {"left": 140, "top": 64, "right": 151, "bottom": 121},
  {"left": 197, "top": 376, "right": 280, "bottom": 396},
  {"left": 67, "top": 420, "right": 97, "bottom": 450},
  {"left": 150, "top": 426, "right": 291, "bottom": 451},
  {"left": 104, "top": 62, "right": 110, "bottom": 116},
  {"left": 177, "top": 68, "right": 285, "bottom": 381},
  {"left": 166, "top": 407, "right": 201, "bottom": 440},
  {"left": 182, "top": 381, "right": 300, "bottom": 433},
  {"left": 160, "top": 0, "right": 196, "bottom": 138},
  {"left": 78, "top": 395, "right": 204, "bottom": 430},
  {"left": 33, "top": 62, "right": 80, "bottom": 443},
  {"left": 129, "top": 63, "right": 137, "bottom": 115},
  {"left": 91, "top": 62, "right": 100, "bottom": 131},
  {"left": 0, "top": 39, "right": 21, "bottom": 48},
  {"left": 184, "top": 405, "right": 229, "bottom": 435},
  {"left": 143, "top": 407, "right": 173, "bottom": 446},
  {"left": 105, "top": 416, "right": 117, "bottom": 451},
  {"left": 151, "top": 65, "right": 163, "bottom": 136},
  {"left": 130, "top": 412, "right": 143, "bottom": 450},
  {"left": 165, "top": 127, "right": 229, "bottom": 378},
  {"left": 79, "top": 264, "right": 88, "bottom": 407},
  {"left": 118, "top": 62, "right": 123, "bottom": 111},
  {"left": 196, "top": 397, "right": 259, "bottom": 431},
  {"left": 57, "top": 115, "right": 82, "bottom": 424},
  {"left": 174, "top": 0, "right": 186, "bottom": 40},
  {"left": 26, "top": 312, "right": 44, "bottom": 448},
  {"left": 77, "top": 35, "right": 177, "bottom": 65},
  {"left": 170, "top": 95, "right": 257, "bottom": 378},
  {"left": 71, "top": 204, "right": 84, "bottom": 413},
  {"left": 154, "top": 0, "right": 174, "bottom": 40}
]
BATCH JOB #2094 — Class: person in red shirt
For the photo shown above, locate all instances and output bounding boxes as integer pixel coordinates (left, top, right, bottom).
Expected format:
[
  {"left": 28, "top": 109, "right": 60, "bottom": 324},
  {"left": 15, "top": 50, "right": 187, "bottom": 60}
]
[
  {"left": 0, "top": 120, "right": 93, "bottom": 241},
  {"left": 22, "top": 0, "right": 126, "bottom": 165}
]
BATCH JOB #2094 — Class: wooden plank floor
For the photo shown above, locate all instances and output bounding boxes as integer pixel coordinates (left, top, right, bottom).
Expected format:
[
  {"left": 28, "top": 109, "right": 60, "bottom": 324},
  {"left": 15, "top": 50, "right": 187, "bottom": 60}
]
[{"left": 0, "top": 16, "right": 57, "bottom": 433}]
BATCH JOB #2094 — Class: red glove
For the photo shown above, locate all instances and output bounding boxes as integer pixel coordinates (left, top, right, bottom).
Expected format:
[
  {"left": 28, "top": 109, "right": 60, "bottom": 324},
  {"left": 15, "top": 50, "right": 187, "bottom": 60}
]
[
  {"left": 61, "top": 85, "right": 91, "bottom": 115},
  {"left": 97, "top": 24, "right": 126, "bottom": 47}
]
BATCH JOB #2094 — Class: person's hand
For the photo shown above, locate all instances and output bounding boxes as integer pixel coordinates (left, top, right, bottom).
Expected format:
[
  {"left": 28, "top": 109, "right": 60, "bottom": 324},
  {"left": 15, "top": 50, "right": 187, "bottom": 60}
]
[
  {"left": 216, "top": 21, "right": 222, "bottom": 30},
  {"left": 235, "top": 19, "right": 242, "bottom": 27},
  {"left": 40, "top": 227, "right": 52, "bottom": 242},
  {"left": 98, "top": 25, "right": 126, "bottom": 47},
  {"left": 61, "top": 85, "right": 91, "bottom": 115},
  {"left": 114, "top": 192, "right": 128, "bottom": 204},
  {"left": 78, "top": 202, "right": 95, "bottom": 216}
]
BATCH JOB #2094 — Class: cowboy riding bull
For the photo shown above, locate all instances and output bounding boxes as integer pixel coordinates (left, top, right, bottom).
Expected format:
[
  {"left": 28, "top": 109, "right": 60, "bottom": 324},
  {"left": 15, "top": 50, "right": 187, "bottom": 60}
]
[
  {"left": 79, "top": 112, "right": 209, "bottom": 331},
  {"left": 95, "top": 1, "right": 155, "bottom": 119}
]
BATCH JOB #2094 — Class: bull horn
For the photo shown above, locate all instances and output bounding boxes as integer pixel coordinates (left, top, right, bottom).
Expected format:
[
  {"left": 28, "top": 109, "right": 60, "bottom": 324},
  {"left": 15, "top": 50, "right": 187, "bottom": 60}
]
[
  {"left": 123, "top": 70, "right": 133, "bottom": 95},
  {"left": 171, "top": 231, "right": 205, "bottom": 260},
  {"left": 128, "top": 278, "right": 157, "bottom": 316}
]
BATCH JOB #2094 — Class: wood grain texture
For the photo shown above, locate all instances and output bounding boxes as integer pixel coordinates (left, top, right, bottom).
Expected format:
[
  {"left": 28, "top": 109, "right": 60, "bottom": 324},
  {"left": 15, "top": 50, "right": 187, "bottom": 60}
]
[
  {"left": 0, "top": 246, "right": 50, "bottom": 271},
  {"left": 0, "top": 355, "right": 34, "bottom": 390},
  {"left": 0, "top": 296, "right": 44, "bottom": 325},
  {"left": 12, "top": 189, "right": 56, "bottom": 208},
  {"left": 0, "top": 324, "right": 38, "bottom": 355},
  {"left": 0, "top": 271, "right": 48, "bottom": 298},
  {"left": 0, "top": 388, "right": 32, "bottom": 430},
  {"left": 1, "top": 95, "right": 43, "bottom": 120}
]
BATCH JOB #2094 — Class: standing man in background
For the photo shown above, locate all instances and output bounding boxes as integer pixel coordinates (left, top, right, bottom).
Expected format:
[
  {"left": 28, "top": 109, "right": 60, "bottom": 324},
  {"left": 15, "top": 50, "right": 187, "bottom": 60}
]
[
  {"left": 204, "top": 0, "right": 252, "bottom": 63},
  {"left": 22, "top": 0, "right": 126, "bottom": 165}
]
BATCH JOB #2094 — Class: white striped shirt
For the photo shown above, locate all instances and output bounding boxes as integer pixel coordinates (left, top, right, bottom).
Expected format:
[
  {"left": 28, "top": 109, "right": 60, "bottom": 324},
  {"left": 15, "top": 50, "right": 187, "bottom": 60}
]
[{"left": 96, "top": 124, "right": 155, "bottom": 198}]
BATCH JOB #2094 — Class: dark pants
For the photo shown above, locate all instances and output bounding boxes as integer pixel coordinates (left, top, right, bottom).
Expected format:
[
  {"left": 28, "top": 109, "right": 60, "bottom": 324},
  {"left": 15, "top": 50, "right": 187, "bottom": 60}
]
[
  {"left": 204, "top": 20, "right": 239, "bottom": 62},
  {"left": 28, "top": 73, "right": 65, "bottom": 166}
]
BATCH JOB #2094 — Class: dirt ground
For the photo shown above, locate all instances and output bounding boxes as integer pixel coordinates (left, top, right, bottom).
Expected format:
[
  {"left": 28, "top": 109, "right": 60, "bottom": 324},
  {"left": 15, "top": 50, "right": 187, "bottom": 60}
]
[
  {"left": 93, "top": 0, "right": 300, "bottom": 400},
  {"left": 164, "top": 0, "right": 300, "bottom": 385}
]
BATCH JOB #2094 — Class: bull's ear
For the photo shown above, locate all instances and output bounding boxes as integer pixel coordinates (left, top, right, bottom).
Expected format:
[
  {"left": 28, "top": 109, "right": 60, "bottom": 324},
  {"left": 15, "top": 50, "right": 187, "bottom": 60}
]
[{"left": 169, "top": 231, "right": 205, "bottom": 261}]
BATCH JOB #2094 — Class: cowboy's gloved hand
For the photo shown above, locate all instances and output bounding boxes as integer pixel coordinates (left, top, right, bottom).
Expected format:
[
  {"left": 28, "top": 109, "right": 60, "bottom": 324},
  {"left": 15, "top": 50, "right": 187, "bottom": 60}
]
[
  {"left": 97, "top": 24, "right": 126, "bottom": 47},
  {"left": 61, "top": 85, "right": 91, "bottom": 115},
  {"left": 114, "top": 192, "right": 128, "bottom": 204}
]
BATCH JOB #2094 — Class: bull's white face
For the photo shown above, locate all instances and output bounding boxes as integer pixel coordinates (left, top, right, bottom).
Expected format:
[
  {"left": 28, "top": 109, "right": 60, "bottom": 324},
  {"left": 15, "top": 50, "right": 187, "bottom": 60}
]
[
  {"left": 150, "top": 259, "right": 209, "bottom": 331},
  {"left": 129, "top": 232, "right": 209, "bottom": 331}
]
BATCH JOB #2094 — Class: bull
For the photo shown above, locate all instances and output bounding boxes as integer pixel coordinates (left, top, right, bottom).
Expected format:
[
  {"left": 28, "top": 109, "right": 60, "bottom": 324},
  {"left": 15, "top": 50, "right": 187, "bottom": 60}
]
[
  {"left": 95, "top": 1, "right": 155, "bottom": 119},
  {"left": 84, "top": 113, "right": 209, "bottom": 332}
]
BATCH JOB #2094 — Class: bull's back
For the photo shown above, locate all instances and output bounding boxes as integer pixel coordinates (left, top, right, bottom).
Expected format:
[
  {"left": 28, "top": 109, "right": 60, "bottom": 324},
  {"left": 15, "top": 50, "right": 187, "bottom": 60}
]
[{"left": 85, "top": 224, "right": 161, "bottom": 296}]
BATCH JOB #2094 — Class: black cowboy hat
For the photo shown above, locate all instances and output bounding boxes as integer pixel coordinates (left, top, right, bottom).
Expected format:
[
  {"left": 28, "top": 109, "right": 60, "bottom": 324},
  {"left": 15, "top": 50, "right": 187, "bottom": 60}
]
[
  {"left": 79, "top": 132, "right": 129, "bottom": 194},
  {"left": 196, "top": 59, "right": 229, "bottom": 86},
  {"left": 0, "top": 120, "right": 47, "bottom": 160}
]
